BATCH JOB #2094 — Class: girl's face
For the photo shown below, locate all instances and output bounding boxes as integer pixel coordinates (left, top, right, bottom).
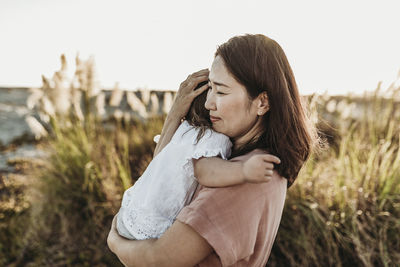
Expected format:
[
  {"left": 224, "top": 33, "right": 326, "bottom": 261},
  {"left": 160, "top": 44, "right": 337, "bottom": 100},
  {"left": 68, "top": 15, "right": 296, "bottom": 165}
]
[{"left": 205, "top": 56, "right": 267, "bottom": 149}]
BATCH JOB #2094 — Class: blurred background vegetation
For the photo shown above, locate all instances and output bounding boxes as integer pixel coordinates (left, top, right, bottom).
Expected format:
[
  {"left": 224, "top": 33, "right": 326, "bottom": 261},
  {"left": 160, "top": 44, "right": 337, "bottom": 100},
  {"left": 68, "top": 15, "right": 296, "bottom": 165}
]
[{"left": 0, "top": 55, "right": 399, "bottom": 266}]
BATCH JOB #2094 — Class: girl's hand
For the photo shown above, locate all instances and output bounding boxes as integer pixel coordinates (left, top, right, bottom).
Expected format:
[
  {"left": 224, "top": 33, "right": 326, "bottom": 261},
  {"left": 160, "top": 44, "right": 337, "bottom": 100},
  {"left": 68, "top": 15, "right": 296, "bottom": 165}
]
[
  {"left": 170, "top": 69, "right": 210, "bottom": 119},
  {"left": 242, "top": 154, "right": 281, "bottom": 183}
]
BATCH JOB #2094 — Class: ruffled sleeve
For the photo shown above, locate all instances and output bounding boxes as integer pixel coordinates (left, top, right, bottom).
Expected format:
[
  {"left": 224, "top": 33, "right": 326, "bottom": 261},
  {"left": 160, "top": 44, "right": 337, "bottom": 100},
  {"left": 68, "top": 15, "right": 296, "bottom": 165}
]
[{"left": 182, "top": 129, "right": 232, "bottom": 180}]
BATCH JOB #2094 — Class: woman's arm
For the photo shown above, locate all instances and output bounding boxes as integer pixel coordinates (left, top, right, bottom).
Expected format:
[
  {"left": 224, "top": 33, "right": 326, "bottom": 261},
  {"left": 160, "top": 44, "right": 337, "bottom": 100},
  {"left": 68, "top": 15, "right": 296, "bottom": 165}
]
[
  {"left": 107, "top": 215, "right": 213, "bottom": 267},
  {"left": 153, "top": 69, "right": 210, "bottom": 157},
  {"left": 193, "top": 153, "right": 281, "bottom": 187}
]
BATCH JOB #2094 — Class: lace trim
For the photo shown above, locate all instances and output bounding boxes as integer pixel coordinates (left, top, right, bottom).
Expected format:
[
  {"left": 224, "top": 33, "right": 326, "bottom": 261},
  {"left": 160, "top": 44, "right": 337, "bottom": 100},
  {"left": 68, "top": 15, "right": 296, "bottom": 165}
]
[{"left": 120, "top": 206, "right": 173, "bottom": 240}]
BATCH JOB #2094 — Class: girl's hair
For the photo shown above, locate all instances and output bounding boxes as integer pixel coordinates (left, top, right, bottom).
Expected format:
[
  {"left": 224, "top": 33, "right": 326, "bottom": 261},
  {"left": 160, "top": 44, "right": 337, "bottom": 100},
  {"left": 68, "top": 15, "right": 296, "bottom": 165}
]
[
  {"left": 215, "top": 34, "right": 320, "bottom": 188},
  {"left": 185, "top": 81, "right": 212, "bottom": 143}
]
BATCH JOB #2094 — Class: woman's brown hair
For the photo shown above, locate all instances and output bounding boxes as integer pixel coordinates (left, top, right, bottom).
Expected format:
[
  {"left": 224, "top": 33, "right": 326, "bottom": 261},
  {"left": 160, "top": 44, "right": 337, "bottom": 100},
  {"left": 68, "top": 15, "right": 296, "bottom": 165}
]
[{"left": 215, "top": 34, "right": 319, "bottom": 188}]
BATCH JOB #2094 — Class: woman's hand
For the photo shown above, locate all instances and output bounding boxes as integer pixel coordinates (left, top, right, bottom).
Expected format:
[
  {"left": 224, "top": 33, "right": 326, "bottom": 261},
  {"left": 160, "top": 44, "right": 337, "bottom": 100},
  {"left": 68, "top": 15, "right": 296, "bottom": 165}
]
[
  {"left": 106, "top": 214, "right": 144, "bottom": 266},
  {"left": 153, "top": 68, "right": 210, "bottom": 157},
  {"left": 169, "top": 68, "right": 210, "bottom": 120},
  {"left": 106, "top": 212, "right": 212, "bottom": 267},
  {"left": 107, "top": 214, "right": 119, "bottom": 253}
]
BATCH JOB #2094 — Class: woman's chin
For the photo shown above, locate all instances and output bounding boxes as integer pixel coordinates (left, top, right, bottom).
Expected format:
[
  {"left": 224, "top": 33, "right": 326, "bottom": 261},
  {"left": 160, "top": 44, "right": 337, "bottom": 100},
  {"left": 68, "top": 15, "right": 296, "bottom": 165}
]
[
  {"left": 211, "top": 124, "right": 221, "bottom": 132},
  {"left": 211, "top": 124, "right": 226, "bottom": 135}
]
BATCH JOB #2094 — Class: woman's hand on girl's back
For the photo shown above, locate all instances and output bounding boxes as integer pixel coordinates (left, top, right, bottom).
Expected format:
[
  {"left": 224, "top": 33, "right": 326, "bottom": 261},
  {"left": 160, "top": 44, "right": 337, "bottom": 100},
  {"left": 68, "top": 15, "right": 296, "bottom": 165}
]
[
  {"left": 154, "top": 69, "right": 210, "bottom": 157},
  {"left": 170, "top": 69, "right": 210, "bottom": 119}
]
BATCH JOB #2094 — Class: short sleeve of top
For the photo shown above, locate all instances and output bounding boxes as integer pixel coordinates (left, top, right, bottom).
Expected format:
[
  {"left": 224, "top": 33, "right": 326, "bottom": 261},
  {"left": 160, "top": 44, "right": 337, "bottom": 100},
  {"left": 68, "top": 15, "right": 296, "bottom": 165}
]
[
  {"left": 190, "top": 127, "right": 232, "bottom": 160},
  {"left": 176, "top": 171, "right": 288, "bottom": 267},
  {"left": 157, "top": 121, "right": 233, "bottom": 180},
  {"left": 182, "top": 125, "right": 232, "bottom": 179}
]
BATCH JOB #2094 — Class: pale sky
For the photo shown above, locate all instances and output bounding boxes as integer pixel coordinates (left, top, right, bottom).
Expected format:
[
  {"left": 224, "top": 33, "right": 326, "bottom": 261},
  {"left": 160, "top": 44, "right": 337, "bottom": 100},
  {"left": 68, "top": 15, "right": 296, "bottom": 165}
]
[{"left": 0, "top": 0, "right": 399, "bottom": 95}]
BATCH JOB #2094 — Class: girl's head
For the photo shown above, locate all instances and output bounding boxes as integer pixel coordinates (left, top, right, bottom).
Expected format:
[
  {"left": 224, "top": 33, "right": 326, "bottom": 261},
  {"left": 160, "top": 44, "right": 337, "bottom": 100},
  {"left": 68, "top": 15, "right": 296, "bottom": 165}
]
[
  {"left": 205, "top": 34, "right": 318, "bottom": 188},
  {"left": 185, "top": 81, "right": 213, "bottom": 142}
]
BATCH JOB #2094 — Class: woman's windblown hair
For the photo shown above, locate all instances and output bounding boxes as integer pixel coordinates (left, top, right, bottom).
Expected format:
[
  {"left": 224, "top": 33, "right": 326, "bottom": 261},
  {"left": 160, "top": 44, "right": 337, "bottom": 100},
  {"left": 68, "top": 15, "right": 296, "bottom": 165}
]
[{"left": 215, "top": 34, "right": 320, "bottom": 188}]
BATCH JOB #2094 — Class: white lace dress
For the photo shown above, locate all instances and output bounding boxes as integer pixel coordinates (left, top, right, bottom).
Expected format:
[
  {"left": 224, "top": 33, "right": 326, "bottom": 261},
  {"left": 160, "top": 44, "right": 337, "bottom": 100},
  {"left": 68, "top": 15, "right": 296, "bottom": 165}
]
[{"left": 116, "top": 120, "right": 232, "bottom": 240}]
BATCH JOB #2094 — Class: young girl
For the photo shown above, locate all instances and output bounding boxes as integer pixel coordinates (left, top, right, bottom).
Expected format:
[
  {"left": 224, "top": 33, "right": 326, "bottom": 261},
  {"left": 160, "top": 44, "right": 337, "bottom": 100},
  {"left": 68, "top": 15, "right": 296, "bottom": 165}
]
[{"left": 116, "top": 81, "right": 280, "bottom": 240}]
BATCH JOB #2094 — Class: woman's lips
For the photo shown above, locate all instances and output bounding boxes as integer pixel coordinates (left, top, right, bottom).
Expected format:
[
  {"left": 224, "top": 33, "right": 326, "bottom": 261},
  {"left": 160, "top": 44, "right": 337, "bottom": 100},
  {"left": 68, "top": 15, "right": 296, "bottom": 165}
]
[{"left": 210, "top": 115, "right": 221, "bottom": 123}]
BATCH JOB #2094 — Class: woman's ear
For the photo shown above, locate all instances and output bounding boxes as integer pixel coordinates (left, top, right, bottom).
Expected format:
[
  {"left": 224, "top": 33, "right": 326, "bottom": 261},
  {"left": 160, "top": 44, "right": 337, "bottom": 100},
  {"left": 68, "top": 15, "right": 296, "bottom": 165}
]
[{"left": 257, "top": 91, "right": 269, "bottom": 116}]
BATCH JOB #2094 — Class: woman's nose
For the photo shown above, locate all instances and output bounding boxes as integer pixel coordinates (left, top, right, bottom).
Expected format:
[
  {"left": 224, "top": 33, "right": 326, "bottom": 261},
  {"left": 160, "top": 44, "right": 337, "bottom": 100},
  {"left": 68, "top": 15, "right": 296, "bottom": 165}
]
[{"left": 204, "top": 90, "right": 216, "bottom": 111}]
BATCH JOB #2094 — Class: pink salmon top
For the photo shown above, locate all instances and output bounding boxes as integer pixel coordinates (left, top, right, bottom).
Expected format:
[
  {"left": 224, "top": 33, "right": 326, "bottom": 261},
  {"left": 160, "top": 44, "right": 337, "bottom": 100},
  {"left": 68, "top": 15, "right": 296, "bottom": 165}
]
[{"left": 176, "top": 171, "right": 287, "bottom": 266}]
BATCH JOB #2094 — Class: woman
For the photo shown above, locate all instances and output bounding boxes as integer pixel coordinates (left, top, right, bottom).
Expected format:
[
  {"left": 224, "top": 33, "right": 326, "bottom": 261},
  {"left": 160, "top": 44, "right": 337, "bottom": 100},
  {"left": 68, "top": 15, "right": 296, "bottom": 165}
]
[{"left": 107, "top": 34, "right": 317, "bottom": 266}]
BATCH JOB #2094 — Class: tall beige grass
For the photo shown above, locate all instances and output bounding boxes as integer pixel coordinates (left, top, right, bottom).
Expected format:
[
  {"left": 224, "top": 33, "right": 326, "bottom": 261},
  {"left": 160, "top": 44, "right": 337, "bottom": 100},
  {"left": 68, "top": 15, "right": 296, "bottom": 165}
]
[
  {"left": 13, "top": 115, "right": 163, "bottom": 266},
  {"left": 268, "top": 80, "right": 400, "bottom": 266}
]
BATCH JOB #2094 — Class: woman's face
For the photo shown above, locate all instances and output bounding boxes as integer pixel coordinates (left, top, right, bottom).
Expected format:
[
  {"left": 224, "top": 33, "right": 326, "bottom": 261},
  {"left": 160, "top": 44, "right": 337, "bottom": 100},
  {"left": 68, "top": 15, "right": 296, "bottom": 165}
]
[{"left": 205, "top": 56, "right": 266, "bottom": 148}]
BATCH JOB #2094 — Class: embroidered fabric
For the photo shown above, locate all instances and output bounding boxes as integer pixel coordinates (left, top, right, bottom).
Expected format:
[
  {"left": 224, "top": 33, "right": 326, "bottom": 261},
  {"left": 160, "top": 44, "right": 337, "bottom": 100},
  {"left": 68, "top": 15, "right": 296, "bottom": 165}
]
[
  {"left": 118, "top": 206, "right": 172, "bottom": 239},
  {"left": 117, "top": 120, "right": 232, "bottom": 240}
]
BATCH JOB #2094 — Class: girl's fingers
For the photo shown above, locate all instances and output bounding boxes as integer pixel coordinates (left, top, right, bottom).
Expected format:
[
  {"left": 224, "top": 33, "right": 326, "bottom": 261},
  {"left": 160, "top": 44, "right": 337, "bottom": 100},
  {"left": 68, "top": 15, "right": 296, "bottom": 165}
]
[
  {"left": 260, "top": 175, "right": 271, "bottom": 183},
  {"left": 262, "top": 155, "right": 281, "bottom": 164},
  {"left": 265, "top": 170, "right": 273, "bottom": 176},
  {"left": 264, "top": 162, "right": 274, "bottom": 169}
]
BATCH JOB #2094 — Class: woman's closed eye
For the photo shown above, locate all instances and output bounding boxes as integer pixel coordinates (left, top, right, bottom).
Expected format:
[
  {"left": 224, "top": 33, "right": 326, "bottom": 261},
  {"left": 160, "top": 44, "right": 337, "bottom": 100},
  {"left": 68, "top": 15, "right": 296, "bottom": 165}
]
[
  {"left": 208, "top": 84, "right": 227, "bottom": 95},
  {"left": 212, "top": 87, "right": 226, "bottom": 95}
]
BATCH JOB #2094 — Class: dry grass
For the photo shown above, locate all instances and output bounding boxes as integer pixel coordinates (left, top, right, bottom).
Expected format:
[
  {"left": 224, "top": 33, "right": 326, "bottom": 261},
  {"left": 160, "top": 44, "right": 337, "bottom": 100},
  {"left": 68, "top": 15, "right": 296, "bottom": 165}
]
[
  {"left": 268, "top": 83, "right": 400, "bottom": 267},
  {"left": 1, "top": 54, "right": 399, "bottom": 266}
]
